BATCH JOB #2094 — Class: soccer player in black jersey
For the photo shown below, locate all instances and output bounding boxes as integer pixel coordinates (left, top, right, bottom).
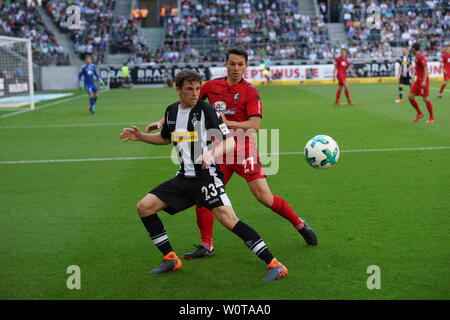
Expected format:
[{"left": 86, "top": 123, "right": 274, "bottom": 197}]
[
  {"left": 395, "top": 47, "right": 413, "bottom": 103},
  {"left": 119, "top": 70, "right": 288, "bottom": 281}
]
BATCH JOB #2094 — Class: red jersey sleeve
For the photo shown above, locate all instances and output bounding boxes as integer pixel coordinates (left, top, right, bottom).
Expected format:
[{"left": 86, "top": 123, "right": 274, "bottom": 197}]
[
  {"left": 199, "top": 80, "right": 209, "bottom": 101},
  {"left": 246, "top": 86, "right": 263, "bottom": 118}
]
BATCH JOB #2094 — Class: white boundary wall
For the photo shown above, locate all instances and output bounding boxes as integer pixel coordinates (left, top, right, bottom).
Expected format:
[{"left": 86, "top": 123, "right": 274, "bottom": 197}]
[{"left": 40, "top": 66, "right": 79, "bottom": 90}]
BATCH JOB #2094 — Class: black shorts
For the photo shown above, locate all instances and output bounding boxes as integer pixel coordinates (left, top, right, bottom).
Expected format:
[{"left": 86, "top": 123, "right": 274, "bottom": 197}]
[
  {"left": 149, "top": 174, "right": 232, "bottom": 215},
  {"left": 399, "top": 76, "right": 411, "bottom": 86}
]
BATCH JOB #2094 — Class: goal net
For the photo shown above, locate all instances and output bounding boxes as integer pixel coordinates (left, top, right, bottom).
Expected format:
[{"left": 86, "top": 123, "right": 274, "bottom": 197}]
[{"left": 0, "top": 36, "right": 35, "bottom": 109}]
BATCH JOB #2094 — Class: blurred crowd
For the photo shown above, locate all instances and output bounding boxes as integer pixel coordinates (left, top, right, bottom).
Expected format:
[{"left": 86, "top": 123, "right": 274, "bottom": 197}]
[
  {"left": 0, "top": 0, "right": 69, "bottom": 65},
  {"left": 129, "top": 0, "right": 332, "bottom": 64},
  {"left": 342, "top": 0, "right": 450, "bottom": 58},
  {"left": 44, "top": 0, "right": 116, "bottom": 64},
  {"left": 3, "top": 0, "right": 450, "bottom": 67}
]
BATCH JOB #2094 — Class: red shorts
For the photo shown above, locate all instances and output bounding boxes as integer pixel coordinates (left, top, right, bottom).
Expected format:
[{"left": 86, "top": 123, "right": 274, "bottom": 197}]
[
  {"left": 337, "top": 75, "right": 347, "bottom": 86},
  {"left": 219, "top": 154, "right": 266, "bottom": 184},
  {"left": 410, "top": 79, "right": 430, "bottom": 97},
  {"left": 444, "top": 71, "right": 450, "bottom": 81}
]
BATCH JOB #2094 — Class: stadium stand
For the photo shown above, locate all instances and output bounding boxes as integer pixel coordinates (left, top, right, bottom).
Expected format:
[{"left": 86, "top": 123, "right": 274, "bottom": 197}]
[
  {"left": 0, "top": 0, "right": 70, "bottom": 65},
  {"left": 341, "top": 0, "right": 450, "bottom": 58},
  {"left": 127, "top": 0, "right": 333, "bottom": 64},
  {"left": 44, "top": 0, "right": 116, "bottom": 64}
]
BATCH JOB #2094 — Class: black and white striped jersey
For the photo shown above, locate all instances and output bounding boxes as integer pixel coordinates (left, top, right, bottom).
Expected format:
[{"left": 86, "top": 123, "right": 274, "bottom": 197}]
[
  {"left": 398, "top": 55, "right": 413, "bottom": 77},
  {"left": 160, "top": 100, "right": 232, "bottom": 178}
]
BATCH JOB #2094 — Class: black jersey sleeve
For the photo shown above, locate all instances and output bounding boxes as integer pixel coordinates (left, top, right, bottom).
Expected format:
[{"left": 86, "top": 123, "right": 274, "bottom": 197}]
[{"left": 160, "top": 107, "right": 171, "bottom": 140}]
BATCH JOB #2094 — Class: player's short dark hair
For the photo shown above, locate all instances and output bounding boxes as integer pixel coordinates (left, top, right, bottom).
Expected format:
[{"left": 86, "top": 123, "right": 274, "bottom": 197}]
[
  {"left": 412, "top": 43, "right": 421, "bottom": 51},
  {"left": 226, "top": 48, "right": 248, "bottom": 63},
  {"left": 174, "top": 69, "right": 202, "bottom": 88}
]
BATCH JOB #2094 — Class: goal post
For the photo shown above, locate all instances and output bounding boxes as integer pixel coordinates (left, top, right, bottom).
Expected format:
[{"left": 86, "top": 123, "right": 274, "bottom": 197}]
[{"left": 0, "top": 36, "right": 35, "bottom": 110}]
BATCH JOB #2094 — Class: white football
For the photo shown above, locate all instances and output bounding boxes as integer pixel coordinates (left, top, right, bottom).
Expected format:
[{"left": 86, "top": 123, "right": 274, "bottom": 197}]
[{"left": 304, "top": 135, "right": 340, "bottom": 169}]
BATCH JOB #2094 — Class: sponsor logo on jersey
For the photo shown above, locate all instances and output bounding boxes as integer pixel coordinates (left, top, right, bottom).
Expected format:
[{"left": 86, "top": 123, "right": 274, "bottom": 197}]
[
  {"left": 213, "top": 101, "right": 236, "bottom": 115},
  {"left": 214, "top": 101, "right": 227, "bottom": 112},
  {"left": 171, "top": 131, "right": 198, "bottom": 142}
]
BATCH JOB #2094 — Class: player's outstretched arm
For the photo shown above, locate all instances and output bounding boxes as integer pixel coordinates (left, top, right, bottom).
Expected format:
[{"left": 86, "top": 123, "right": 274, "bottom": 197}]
[
  {"left": 221, "top": 114, "right": 260, "bottom": 132},
  {"left": 145, "top": 118, "right": 165, "bottom": 133},
  {"left": 119, "top": 125, "right": 171, "bottom": 145}
]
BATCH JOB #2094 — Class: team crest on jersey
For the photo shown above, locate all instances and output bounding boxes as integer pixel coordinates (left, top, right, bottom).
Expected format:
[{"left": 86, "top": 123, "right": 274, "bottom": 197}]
[{"left": 234, "top": 93, "right": 240, "bottom": 101}]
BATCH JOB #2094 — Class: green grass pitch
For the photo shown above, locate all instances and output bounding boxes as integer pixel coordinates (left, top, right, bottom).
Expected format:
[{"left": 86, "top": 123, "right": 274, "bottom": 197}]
[{"left": 0, "top": 83, "right": 449, "bottom": 300}]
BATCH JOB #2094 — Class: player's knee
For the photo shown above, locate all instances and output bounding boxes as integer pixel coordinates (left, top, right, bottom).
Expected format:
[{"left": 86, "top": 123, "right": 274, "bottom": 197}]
[
  {"left": 136, "top": 200, "right": 156, "bottom": 217},
  {"left": 255, "top": 192, "right": 273, "bottom": 207},
  {"left": 213, "top": 206, "right": 238, "bottom": 230}
]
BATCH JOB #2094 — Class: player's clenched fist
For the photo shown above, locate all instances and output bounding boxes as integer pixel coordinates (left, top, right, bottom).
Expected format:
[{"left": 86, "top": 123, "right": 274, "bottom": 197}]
[{"left": 119, "top": 125, "right": 143, "bottom": 142}]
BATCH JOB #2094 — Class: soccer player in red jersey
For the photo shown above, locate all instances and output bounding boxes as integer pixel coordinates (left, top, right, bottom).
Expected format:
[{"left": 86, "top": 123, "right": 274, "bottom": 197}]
[
  {"left": 333, "top": 48, "right": 357, "bottom": 106},
  {"left": 409, "top": 43, "right": 434, "bottom": 123},
  {"left": 146, "top": 48, "right": 317, "bottom": 259},
  {"left": 438, "top": 46, "right": 450, "bottom": 98}
]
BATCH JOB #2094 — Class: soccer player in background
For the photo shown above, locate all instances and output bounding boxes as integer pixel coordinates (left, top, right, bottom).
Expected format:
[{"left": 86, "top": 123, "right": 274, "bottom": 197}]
[
  {"left": 395, "top": 47, "right": 413, "bottom": 103},
  {"left": 78, "top": 55, "right": 105, "bottom": 114},
  {"left": 119, "top": 70, "right": 288, "bottom": 281},
  {"left": 262, "top": 68, "right": 272, "bottom": 85},
  {"left": 409, "top": 43, "right": 434, "bottom": 123},
  {"left": 146, "top": 48, "right": 317, "bottom": 259},
  {"left": 438, "top": 46, "right": 450, "bottom": 98},
  {"left": 333, "top": 48, "right": 357, "bottom": 106}
]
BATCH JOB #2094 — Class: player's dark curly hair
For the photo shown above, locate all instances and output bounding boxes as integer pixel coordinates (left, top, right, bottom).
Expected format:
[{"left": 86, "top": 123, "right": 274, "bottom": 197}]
[
  {"left": 226, "top": 48, "right": 248, "bottom": 62},
  {"left": 174, "top": 69, "right": 202, "bottom": 88},
  {"left": 412, "top": 43, "right": 421, "bottom": 51}
]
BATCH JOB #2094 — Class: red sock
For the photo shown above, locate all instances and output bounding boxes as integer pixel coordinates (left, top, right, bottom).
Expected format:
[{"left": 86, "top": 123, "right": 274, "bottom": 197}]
[
  {"left": 439, "top": 83, "right": 447, "bottom": 94},
  {"left": 409, "top": 98, "right": 422, "bottom": 115},
  {"left": 335, "top": 89, "right": 341, "bottom": 103},
  {"left": 271, "top": 195, "right": 304, "bottom": 230},
  {"left": 344, "top": 88, "right": 351, "bottom": 102},
  {"left": 426, "top": 101, "right": 434, "bottom": 119},
  {"left": 195, "top": 206, "right": 214, "bottom": 250}
]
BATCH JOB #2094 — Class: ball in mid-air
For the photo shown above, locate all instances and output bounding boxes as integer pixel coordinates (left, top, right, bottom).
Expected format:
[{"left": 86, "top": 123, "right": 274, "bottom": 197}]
[{"left": 304, "top": 135, "right": 340, "bottom": 169}]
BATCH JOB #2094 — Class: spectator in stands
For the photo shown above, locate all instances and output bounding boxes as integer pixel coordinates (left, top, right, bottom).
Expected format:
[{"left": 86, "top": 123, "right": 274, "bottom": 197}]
[{"left": 0, "top": 0, "right": 69, "bottom": 65}]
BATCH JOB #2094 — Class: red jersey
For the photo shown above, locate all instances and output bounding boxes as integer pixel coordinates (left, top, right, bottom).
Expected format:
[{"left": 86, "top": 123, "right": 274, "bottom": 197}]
[
  {"left": 414, "top": 54, "right": 428, "bottom": 82},
  {"left": 200, "top": 77, "right": 262, "bottom": 160},
  {"left": 335, "top": 56, "right": 350, "bottom": 78},
  {"left": 441, "top": 53, "right": 450, "bottom": 73}
]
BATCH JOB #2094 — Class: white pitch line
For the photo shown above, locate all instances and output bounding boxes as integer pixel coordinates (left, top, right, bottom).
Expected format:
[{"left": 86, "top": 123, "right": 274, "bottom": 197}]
[
  {"left": 0, "top": 94, "right": 86, "bottom": 119},
  {"left": 0, "top": 146, "right": 449, "bottom": 165},
  {"left": 0, "top": 121, "right": 151, "bottom": 129},
  {"left": 0, "top": 89, "right": 111, "bottom": 119}
]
